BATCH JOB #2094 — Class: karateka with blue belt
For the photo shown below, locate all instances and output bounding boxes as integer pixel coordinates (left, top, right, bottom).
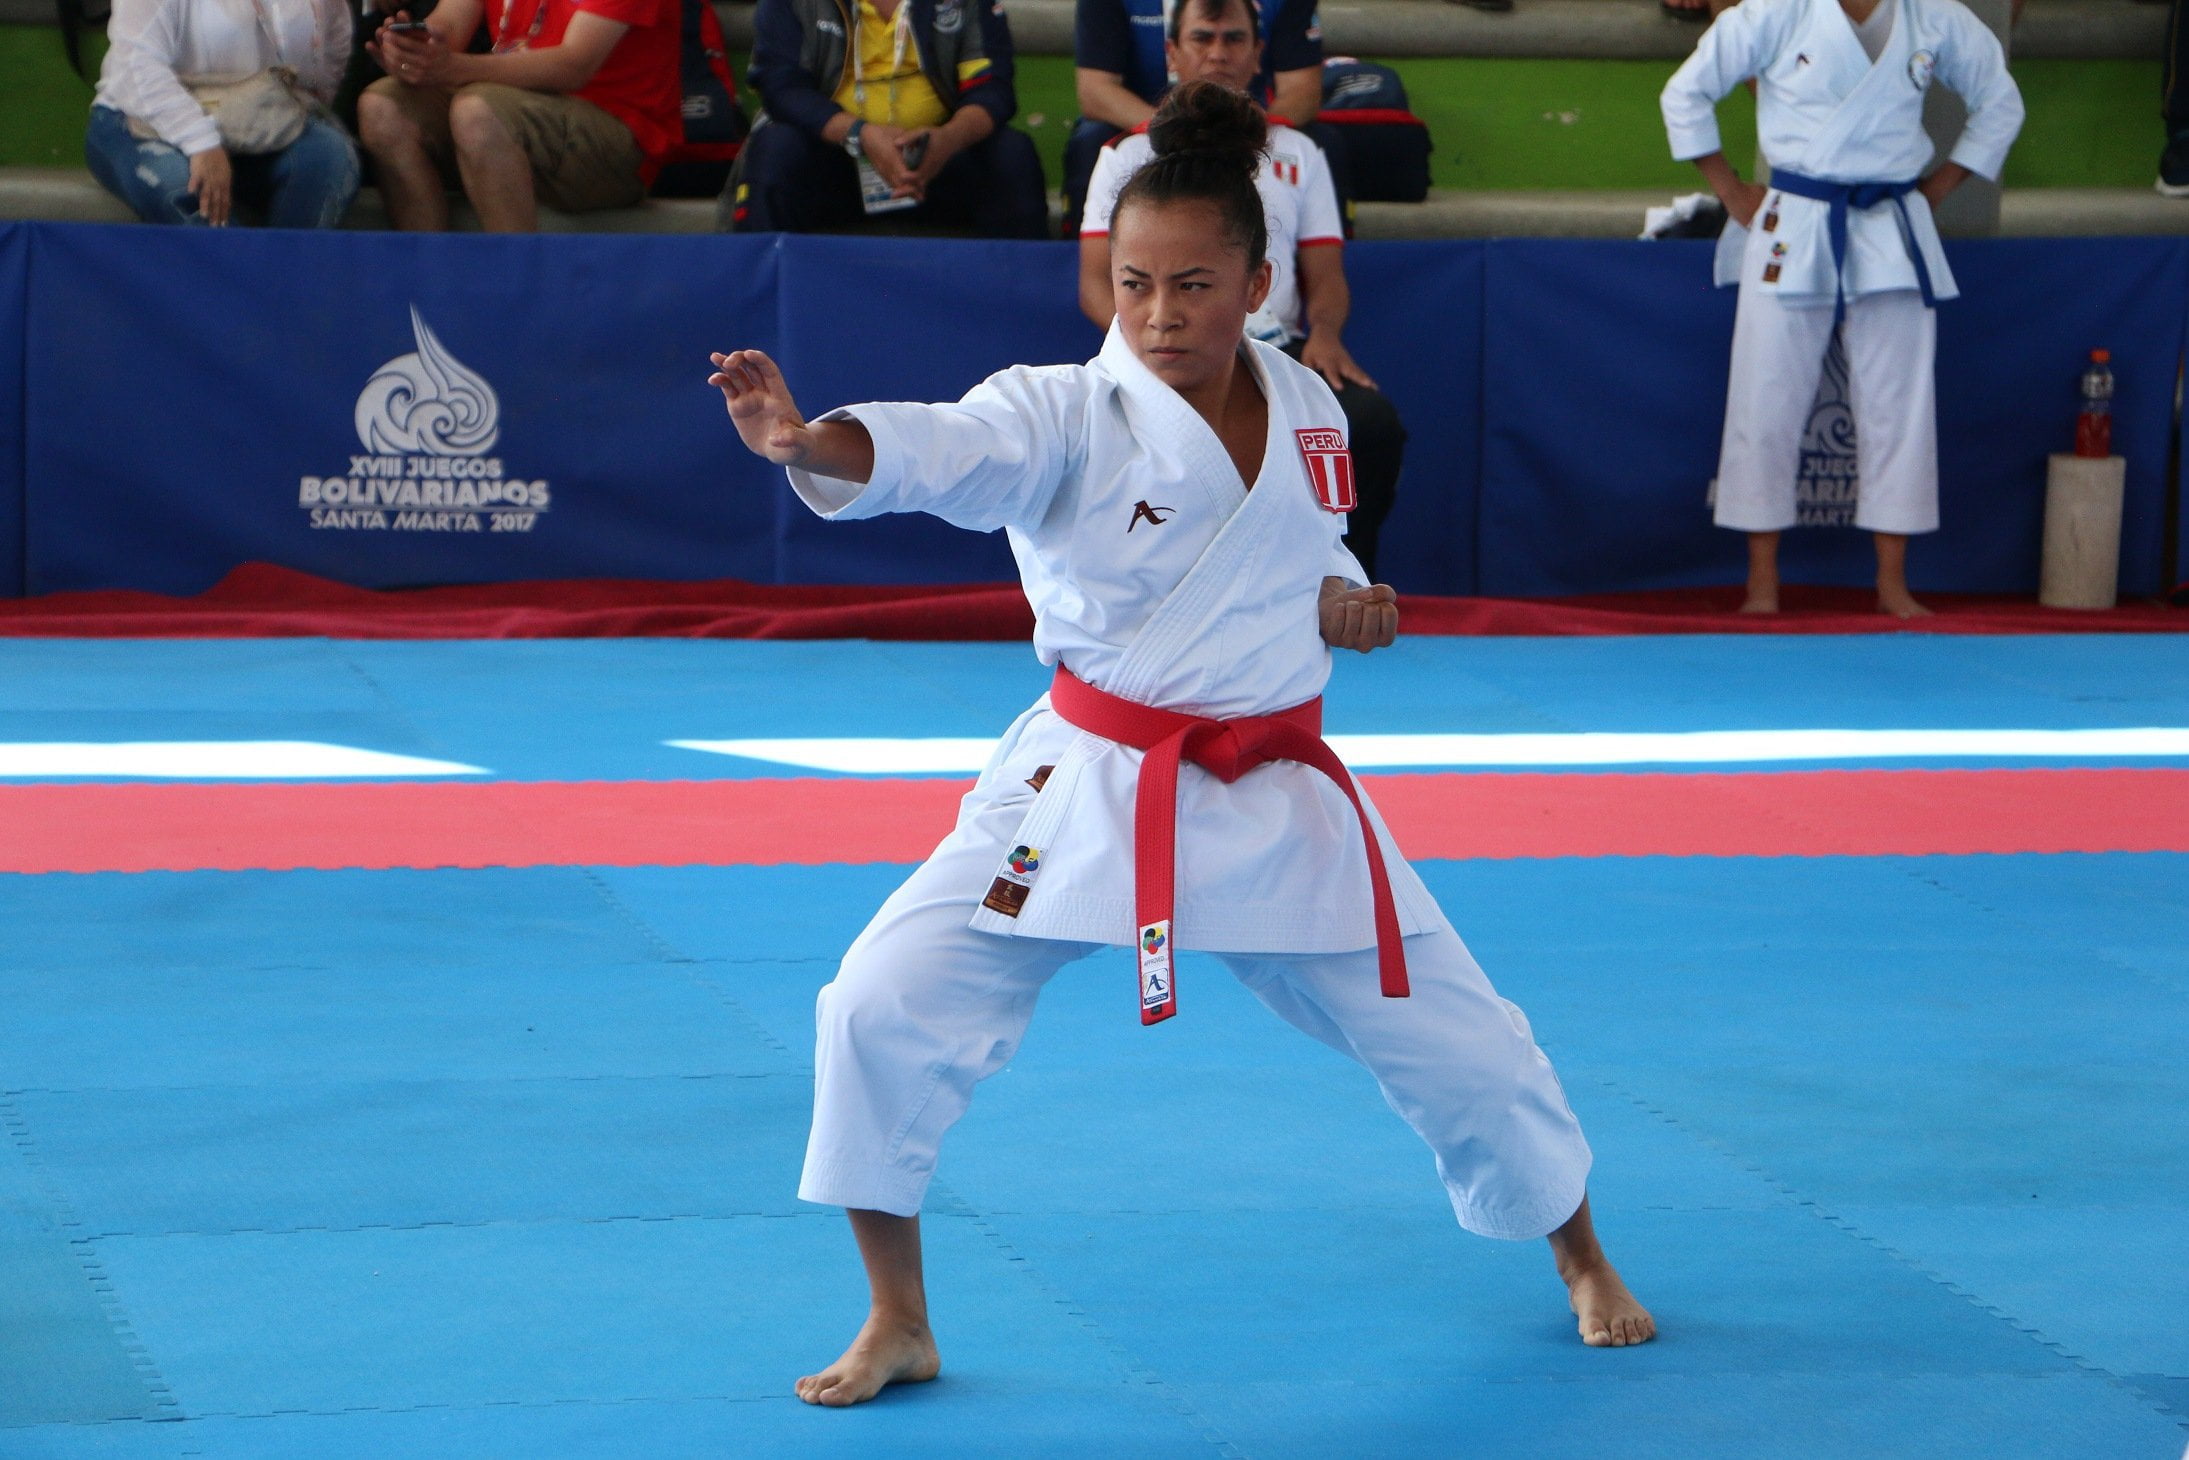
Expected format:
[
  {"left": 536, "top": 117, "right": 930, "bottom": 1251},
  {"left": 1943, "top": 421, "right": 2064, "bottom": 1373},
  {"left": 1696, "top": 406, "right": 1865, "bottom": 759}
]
[{"left": 1662, "top": 0, "right": 2023, "bottom": 616}]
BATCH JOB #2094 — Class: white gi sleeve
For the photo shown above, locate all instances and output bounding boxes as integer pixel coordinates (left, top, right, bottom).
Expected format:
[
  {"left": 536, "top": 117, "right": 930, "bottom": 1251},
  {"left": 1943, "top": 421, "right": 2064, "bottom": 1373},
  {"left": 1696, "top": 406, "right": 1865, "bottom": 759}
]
[
  {"left": 102, "top": 0, "right": 224, "bottom": 156},
  {"left": 1079, "top": 140, "right": 1129, "bottom": 236},
  {"left": 1296, "top": 134, "right": 1344, "bottom": 245},
  {"left": 1660, "top": 0, "right": 1792, "bottom": 161},
  {"left": 1934, "top": 6, "right": 2024, "bottom": 182},
  {"left": 787, "top": 364, "right": 1083, "bottom": 533}
]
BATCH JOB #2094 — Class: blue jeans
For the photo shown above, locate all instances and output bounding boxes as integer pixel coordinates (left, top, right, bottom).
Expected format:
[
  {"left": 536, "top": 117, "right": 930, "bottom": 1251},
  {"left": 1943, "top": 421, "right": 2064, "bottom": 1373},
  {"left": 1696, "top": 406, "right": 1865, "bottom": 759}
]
[{"left": 85, "top": 104, "right": 360, "bottom": 227}]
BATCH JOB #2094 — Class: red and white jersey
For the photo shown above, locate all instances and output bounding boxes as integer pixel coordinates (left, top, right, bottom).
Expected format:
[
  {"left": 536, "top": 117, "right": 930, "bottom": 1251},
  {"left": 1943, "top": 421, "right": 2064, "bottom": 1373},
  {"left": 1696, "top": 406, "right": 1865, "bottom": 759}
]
[{"left": 1081, "top": 120, "right": 1344, "bottom": 347}]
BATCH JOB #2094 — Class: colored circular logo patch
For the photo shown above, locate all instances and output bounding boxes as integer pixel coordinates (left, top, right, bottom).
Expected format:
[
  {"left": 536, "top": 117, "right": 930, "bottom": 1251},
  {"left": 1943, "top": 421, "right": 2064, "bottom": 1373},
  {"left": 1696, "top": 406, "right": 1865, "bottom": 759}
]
[
  {"left": 1008, "top": 846, "right": 1040, "bottom": 875},
  {"left": 1141, "top": 927, "right": 1167, "bottom": 955}
]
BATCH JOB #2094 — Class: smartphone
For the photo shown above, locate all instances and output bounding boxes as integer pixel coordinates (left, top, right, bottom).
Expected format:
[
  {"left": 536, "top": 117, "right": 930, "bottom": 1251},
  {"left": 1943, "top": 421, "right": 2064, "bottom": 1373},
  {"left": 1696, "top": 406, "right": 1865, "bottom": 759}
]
[{"left": 386, "top": 19, "right": 430, "bottom": 33}]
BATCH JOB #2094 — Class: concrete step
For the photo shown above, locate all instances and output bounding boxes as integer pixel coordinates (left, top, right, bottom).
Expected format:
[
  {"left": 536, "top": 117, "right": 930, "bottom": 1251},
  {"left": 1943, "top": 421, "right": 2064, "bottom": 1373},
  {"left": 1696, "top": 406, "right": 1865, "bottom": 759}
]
[
  {"left": 705, "top": 0, "right": 2166, "bottom": 62},
  {"left": 1, "top": 0, "right": 2161, "bottom": 60},
  {"left": 1352, "top": 183, "right": 2189, "bottom": 236},
  {"left": 8, "top": 165, "right": 2183, "bottom": 237}
]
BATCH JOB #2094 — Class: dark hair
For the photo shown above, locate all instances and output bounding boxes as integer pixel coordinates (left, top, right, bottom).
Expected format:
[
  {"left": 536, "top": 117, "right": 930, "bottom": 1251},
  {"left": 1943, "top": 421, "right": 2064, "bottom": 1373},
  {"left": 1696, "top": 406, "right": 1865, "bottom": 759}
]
[
  {"left": 1165, "top": 0, "right": 1260, "bottom": 44},
  {"left": 1110, "top": 80, "right": 1269, "bottom": 271}
]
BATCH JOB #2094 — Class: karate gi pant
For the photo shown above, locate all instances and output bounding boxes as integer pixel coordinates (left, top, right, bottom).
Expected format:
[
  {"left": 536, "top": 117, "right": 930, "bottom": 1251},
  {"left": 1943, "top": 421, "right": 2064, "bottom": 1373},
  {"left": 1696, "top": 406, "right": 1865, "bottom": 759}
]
[
  {"left": 798, "top": 792, "right": 1594, "bottom": 1242},
  {"left": 1713, "top": 285, "right": 1939, "bottom": 535}
]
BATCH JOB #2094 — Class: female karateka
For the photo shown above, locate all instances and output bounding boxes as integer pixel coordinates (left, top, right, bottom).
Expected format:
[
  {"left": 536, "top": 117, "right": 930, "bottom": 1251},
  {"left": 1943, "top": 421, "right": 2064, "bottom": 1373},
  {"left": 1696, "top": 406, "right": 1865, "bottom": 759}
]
[
  {"left": 709, "top": 81, "right": 1654, "bottom": 1409},
  {"left": 1661, "top": 0, "right": 2023, "bottom": 616}
]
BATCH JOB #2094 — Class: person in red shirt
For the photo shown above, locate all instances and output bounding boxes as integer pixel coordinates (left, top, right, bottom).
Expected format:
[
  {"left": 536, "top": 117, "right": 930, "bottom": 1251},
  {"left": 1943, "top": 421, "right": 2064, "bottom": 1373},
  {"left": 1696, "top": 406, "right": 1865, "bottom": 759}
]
[{"left": 360, "top": 0, "right": 680, "bottom": 229}]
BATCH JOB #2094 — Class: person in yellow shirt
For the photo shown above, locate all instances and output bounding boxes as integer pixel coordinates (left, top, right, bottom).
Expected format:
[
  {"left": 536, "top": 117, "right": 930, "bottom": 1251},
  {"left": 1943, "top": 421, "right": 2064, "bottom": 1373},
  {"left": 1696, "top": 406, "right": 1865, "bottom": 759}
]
[{"left": 725, "top": 0, "right": 1048, "bottom": 235}]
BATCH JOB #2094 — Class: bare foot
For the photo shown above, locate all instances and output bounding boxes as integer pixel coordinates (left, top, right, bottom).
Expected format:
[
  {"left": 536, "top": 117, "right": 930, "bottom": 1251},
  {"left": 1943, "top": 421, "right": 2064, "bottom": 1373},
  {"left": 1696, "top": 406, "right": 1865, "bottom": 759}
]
[
  {"left": 794, "top": 1312, "right": 940, "bottom": 1407},
  {"left": 1564, "top": 1259, "right": 1657, "bottom": 1348},
  {"left": 1737, "top": 592, "right": 1779, "bottom": 614},
  {"left": 1876, "top": 588, "right": 1933, "bottom": 619}
]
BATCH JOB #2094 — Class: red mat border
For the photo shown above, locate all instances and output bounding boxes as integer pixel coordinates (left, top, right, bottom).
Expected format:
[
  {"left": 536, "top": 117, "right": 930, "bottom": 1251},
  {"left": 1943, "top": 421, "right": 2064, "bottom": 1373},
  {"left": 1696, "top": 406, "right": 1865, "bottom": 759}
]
[{"left": 2, "top": 564, "right": 2182, "bottom": 639}]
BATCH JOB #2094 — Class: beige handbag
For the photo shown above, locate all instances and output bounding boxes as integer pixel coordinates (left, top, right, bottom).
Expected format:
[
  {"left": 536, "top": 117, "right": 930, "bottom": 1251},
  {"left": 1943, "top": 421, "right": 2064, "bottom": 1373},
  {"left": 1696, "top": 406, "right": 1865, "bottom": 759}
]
[{"left": 125, "top": 0, "right": 313, "bottom": 154}]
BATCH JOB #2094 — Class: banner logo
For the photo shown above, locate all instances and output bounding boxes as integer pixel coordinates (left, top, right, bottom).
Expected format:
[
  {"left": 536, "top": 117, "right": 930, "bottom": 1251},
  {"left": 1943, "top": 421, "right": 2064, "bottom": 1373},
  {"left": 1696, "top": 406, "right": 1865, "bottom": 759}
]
[
  {"left": 299, "top": 307, "right": 550, "bottom": 535},
  {"left": 356, "top": 307, "right": 500, "bottom": 456},
  {"left": 1796, "top": 333, "right": 1858, "bottom": 527}
]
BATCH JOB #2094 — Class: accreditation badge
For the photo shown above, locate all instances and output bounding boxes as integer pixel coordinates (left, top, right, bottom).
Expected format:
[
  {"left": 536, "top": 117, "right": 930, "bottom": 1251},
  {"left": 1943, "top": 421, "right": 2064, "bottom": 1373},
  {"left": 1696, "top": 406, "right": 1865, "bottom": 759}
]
[{"left": 1296, "top": 428, "right": 1356, "bottom": 513}]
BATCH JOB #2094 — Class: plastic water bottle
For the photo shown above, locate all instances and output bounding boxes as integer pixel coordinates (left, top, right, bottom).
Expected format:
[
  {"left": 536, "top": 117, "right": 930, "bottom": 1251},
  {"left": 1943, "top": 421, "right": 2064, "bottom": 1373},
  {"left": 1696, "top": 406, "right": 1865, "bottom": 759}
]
[{"left": 2075, "top": 349, "right": 2114, "bottom": 459}]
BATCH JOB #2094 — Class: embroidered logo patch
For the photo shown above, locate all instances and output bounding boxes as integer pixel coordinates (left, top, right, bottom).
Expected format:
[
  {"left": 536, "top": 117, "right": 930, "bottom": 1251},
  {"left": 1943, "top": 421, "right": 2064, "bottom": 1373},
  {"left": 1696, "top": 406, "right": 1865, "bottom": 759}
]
[
  {"left": 1763, "top": 263, "right": 1783, "bottom": 284},
  {"left": 1770, "top": 241, "right": 1788, "bottom": 259},
  {"left": 983, "top": 844, "right": 1044, "bottom": 918},
  {"left": 1908, "top": 49, "right": 1936, "bottom": 90},
  {"left": 1127, "top": 500, "right": 1176, "bottom": 531},
  {"left": 1295, "top": 428, "right": 1355, "bottom": 513}
]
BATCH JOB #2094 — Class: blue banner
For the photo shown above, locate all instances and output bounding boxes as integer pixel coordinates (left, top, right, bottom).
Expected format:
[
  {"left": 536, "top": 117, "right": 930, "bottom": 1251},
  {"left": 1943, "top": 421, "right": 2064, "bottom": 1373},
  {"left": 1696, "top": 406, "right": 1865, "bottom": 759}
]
[
  {"left": 769, "top": 235, "right": 1097, "bottom": 587},
  {"left": 24, "top": 224, "right": 781, "bottom": 596},
  {"left": 1942, "top": 239, "right": 2188, "bottom": 599},
  {"left": 1343, "top": 241, "right": 1484, "bottom": 595},
  {"left": 0, "top": 225, "right": 23, "bottom": 597},
  {"left": 1479, "top": 237, "right": 2189, "bottom": 597},
  {"left": 10, "top": 224, "right": 2186, "bottom": 600}
]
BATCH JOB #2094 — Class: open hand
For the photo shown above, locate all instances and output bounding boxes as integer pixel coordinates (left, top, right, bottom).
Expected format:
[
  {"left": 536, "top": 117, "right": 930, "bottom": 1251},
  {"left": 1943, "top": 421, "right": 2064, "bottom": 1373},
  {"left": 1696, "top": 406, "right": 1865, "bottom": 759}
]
[
  {"left": 1299, "top": 332, "right": 1376, "bottom": 392},
  {"left": 1319, "top": 579, "right": 1398, "bottom": 653},
  {"left": 186, "top": 146, "right": 232, "bottom": 226},
  {"left": 709, "top": 349, "right": 817, "bottom": 465}
]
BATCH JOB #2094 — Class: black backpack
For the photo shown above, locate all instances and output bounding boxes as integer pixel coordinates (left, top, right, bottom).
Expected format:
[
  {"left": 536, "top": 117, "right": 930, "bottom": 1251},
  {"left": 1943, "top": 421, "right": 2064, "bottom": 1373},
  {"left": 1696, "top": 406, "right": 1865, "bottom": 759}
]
[{"left": 1316, "top": 58, "right": 1432, "bottom": 204}]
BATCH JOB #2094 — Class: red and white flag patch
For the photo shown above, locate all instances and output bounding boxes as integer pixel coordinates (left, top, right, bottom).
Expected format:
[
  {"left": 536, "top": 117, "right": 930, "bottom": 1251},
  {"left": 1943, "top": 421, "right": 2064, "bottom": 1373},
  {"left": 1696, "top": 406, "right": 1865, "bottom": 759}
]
[{"left": 1295, "top": 428, "right": 1355, "bottom": 513}]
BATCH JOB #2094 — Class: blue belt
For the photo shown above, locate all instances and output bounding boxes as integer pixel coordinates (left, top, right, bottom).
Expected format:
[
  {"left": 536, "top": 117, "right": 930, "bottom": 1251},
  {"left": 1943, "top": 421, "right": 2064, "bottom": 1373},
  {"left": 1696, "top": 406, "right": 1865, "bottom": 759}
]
[{"left": 1765, "top": 170, "right": 1936, "bottom": 326}]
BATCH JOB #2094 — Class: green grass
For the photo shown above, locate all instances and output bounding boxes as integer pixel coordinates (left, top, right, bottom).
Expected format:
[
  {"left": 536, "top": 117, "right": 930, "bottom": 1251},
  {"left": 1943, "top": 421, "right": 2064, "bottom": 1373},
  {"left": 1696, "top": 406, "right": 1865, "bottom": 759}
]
[
  {"left": 2, "top": 24, "right": 2159, "bottom": 190},
  {"left": 1, "top": 24, "right": 103, "bottom": 168},
  {"left": 1011, "top": 54, "right": 1759, "bottom": 192}
]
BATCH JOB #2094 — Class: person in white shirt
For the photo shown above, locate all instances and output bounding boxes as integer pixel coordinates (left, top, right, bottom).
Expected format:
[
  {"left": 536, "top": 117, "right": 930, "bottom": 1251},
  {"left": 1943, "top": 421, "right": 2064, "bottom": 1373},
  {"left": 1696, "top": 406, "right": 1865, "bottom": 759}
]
[
  {"left": 706, "top": 79, "right": 1653, "bottom": 1411},
  {"left": 1078, "top": 0, "right": 1407, "bottom": 582},
  {"left": 1662, "top": 0, "right": 2022, "bottom": 616},
  {"left": 85, "top": 0, "right": 359, "bottom": 226}
]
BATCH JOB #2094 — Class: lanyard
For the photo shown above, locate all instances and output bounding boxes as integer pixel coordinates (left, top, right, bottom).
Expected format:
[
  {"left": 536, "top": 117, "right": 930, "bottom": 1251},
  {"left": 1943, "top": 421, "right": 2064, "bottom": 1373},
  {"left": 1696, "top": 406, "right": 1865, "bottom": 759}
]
[
  {"left": 492, "top": 0, "right": 550, "bottom": 54},
  {"left": 848, "top": 0, "right": 915, "bottom": 120}
]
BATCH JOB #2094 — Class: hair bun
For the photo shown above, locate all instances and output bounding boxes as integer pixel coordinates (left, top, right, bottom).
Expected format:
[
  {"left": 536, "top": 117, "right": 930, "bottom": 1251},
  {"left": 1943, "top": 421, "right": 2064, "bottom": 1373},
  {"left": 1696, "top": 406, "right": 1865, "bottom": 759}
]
[{"left": 1145, "top": 80, "right": 1267, "bottom": 179}]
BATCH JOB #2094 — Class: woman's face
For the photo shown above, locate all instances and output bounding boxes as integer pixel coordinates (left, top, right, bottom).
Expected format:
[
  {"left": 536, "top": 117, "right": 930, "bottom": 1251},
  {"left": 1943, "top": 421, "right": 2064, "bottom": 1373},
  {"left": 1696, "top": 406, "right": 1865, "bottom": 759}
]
[{"left": 1110, "top": 197, "right": 1273, "bottom": 399}]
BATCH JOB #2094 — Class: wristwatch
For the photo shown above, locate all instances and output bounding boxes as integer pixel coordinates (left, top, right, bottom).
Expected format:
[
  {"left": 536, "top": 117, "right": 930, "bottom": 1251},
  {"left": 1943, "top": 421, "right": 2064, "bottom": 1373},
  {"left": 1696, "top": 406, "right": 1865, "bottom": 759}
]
[{"left": 843, "top": 118, "right": 866, "bottom": 159}]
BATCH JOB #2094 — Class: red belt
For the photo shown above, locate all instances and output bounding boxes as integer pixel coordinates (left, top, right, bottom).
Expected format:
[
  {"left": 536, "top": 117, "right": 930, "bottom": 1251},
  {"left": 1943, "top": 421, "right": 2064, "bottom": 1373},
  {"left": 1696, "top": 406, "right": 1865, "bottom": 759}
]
[{"left": 1048, "top": 664, "right": 1409, "bottom": 1025}]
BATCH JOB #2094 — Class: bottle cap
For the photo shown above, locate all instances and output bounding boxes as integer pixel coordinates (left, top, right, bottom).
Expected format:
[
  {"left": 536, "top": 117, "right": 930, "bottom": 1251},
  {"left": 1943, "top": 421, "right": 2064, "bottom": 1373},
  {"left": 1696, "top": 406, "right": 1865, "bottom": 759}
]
[{"left": 2091, "top": 349, "right": 2111, "bottom": 363}]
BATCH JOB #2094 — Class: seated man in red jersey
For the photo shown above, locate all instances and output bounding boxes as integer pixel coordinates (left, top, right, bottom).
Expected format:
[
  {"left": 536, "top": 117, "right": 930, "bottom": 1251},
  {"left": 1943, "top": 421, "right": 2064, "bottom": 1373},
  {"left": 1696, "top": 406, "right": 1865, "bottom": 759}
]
[{"left": 361, "top": 0, "right": 681, "bottom": 229}]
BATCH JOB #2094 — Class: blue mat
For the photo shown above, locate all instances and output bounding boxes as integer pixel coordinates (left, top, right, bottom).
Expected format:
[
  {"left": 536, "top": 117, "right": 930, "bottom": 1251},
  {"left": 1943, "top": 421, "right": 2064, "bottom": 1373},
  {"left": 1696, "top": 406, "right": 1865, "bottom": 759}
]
[{"left": 3, "top": 637, "right": 2184, "bottom": 1457}]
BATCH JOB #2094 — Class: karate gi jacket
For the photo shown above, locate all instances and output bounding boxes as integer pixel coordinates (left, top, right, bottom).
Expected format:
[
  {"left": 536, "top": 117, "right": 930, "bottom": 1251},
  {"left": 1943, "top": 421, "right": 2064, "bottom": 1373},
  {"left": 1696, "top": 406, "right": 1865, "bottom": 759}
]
[
  {"left": 789, "top": 328, "right": 1450, "bottom": 954},
  {"left": 1661, "top": 0, "right": 2023, "bottom": 301}
]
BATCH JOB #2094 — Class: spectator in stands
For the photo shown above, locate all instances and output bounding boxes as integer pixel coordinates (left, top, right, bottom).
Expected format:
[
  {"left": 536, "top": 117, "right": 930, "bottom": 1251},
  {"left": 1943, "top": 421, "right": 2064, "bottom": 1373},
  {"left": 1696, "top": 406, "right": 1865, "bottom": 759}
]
[
  {"left": 2162, "top": 0, "right": 2189, "bottom": 196},
  {"left": 355, "top": 0, "right": 681, "bottom": 230},
  {"left": 85, "top": 0, "right": 360, "bottom": 227},
  {"left": 723, "top": 0, "right": 1046, "bottom": 237},
  {"left": 1066, "top": 0, "right": 1322, "bottom": 235},
  {"left": 1078, "top": 0, "right": 1403, "bottom": 579}
]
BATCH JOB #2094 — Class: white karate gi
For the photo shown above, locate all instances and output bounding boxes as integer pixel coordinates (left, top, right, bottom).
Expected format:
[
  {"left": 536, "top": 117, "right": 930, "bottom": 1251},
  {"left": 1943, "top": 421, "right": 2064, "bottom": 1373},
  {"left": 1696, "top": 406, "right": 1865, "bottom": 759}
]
[
  {"left": 784, "top": 328, "right": 1593, "bottom": 1238},
  {"left": 1661, "top": 0, "right": 2022, "bottom": 534}
]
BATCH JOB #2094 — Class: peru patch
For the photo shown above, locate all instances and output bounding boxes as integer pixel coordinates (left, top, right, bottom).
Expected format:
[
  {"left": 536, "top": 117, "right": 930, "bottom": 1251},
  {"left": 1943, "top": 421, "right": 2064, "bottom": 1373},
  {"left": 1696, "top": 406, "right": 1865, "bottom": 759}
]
[{"left": 1295, "top": 428, "right": 1356, "bottom": 513}]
